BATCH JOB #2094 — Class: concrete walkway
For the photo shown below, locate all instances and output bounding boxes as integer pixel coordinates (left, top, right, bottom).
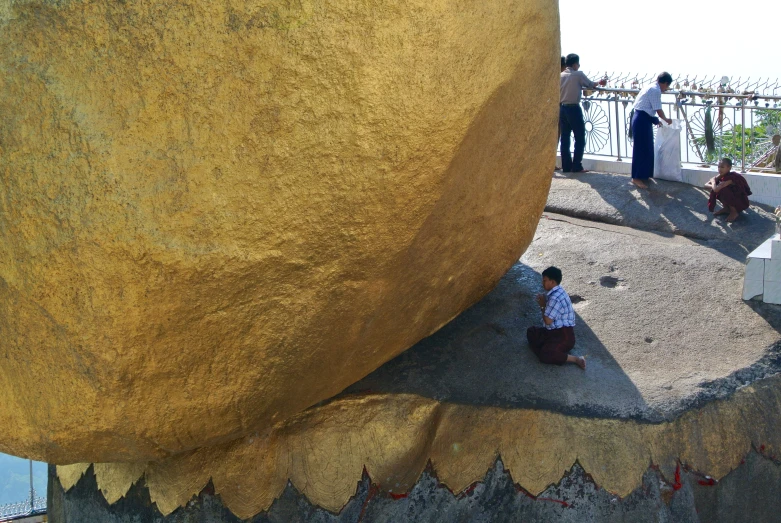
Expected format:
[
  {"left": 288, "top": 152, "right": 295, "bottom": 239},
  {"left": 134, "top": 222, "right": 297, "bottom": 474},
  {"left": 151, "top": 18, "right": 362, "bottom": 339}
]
[
  {"left": 342, "top": 171, "right": 781, "bottom": 422},
  {"left": 546, "top": 171, "right": 777, "bottom": 260}
]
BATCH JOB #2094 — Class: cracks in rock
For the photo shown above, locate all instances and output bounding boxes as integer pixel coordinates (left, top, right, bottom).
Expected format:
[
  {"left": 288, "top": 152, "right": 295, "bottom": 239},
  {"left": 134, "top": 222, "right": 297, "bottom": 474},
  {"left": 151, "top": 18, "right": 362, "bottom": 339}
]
[{"left": 542, "top": 209, "right": 715, "bottom": 242}]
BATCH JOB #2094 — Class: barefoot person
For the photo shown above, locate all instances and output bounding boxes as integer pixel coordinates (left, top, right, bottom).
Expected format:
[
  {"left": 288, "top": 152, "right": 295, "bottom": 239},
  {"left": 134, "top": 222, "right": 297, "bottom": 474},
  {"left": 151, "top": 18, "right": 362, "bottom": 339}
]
[
  {"left": 706, "top": 158, "right": 752, "bottom": 222},
  {"left": 630, "top": 72, "right": 674, "bottom": 189},
  {"left": 526, "top": 267, "right": 585, "bottom": 369}
]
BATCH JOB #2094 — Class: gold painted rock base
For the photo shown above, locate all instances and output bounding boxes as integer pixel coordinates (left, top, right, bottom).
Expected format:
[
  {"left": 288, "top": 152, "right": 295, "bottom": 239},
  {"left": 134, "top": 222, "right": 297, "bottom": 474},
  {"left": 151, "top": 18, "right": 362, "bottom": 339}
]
[
  {"left": 50, "top": 450, "right": 781, "bottom": 522},
  {"left": 58, "top": 373, "right": 781, "bottom": 519}
]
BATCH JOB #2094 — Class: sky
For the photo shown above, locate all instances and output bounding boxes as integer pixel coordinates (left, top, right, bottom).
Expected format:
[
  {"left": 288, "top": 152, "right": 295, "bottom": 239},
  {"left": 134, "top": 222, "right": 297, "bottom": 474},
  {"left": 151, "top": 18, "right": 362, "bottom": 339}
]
[
  {"left": 559, "top": 0, "right": 779, "bottom": 90},
  {"left": 0, "top": 455, "right": 46, "bottom": 506}
]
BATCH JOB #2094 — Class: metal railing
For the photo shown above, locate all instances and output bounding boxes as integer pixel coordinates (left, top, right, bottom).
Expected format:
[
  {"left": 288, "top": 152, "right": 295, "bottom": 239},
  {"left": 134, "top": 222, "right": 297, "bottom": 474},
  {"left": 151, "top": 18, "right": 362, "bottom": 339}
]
[
  {"left": 0, "top": 496, "right": 46, "bottom": 521},
  {"left": 0, "top": 460, "right": 45, "bottom": 522},
  {"left": 573, "top": 72, "right": 781, "bottom": 173}
]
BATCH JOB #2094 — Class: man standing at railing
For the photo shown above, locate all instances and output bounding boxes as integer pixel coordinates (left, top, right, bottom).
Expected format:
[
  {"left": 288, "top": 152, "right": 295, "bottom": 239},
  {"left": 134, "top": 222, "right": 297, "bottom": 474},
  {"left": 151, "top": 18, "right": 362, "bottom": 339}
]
[
  {"left": 559, "top": 53, "right": 605, "bottom": 173},
  {"left": 630, "top": 72, "right": 674, "bottom": 189}
]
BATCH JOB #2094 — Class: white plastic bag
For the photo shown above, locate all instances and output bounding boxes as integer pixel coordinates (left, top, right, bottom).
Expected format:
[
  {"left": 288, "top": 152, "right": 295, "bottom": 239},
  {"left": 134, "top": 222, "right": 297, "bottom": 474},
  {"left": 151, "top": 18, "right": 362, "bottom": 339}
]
[{"left": 653, "top": 119, "right": 683, "bottom": 181}]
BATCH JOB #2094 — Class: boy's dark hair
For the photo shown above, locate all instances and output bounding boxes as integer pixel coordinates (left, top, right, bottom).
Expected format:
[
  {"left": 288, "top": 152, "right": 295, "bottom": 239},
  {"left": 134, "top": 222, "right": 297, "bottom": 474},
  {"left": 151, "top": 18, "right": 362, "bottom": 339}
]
[
  {"left": 561, "top": 56, "right": 566, "bottom": 68},
  {"left": 542, "top": 266, "right": 563, "bottom": 284},
  {"left": 720, "top": 157, "right": 733, "bottom": 168},
  {"left": 565, "top": 54, "right": 579, "bottom": 67},
  {"left": 657, "top": 71, "right": 673, "bottom": 85}
]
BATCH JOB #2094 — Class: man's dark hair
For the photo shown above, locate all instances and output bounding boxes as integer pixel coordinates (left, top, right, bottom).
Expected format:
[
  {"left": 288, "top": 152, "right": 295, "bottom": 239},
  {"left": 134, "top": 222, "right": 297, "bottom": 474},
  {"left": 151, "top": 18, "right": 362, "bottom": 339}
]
[
  {"left": 720, "top": 157, "right": 733, "bottom": 168},
  {"left": 561, "top": 56, "right": 566, "bottom": 68},
  {"left": 542, "top": 266, "right": 563, "bottom": 284},
  {"left": 565, "top": 54, "right": 579, "bottom": 67},
  {"left": 657, "top": 71, "right": 673, "bottom": 85}
]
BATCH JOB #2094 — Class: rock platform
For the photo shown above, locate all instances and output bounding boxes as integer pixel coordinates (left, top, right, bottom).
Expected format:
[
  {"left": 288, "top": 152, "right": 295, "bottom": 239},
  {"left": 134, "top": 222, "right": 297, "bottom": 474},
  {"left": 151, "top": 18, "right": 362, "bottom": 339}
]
[{"left": 52, "top": 172, "right": 781, "bottom": 522}]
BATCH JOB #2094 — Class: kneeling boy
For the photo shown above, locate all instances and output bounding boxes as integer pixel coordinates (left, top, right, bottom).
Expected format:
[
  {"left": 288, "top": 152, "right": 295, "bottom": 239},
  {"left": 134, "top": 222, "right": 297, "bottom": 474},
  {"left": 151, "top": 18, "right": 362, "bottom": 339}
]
[{"left": 526, "top": 266, "right": 585, "bottom": 369}]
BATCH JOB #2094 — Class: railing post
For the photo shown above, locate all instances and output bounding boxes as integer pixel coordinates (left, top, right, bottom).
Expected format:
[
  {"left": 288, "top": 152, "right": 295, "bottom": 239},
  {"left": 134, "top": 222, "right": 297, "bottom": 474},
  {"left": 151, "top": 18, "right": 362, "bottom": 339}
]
[
  {"left": 614, "top": 95, "right": 622, "bottom": 161},
  {"left": 29, "top": 459, "right": 34, "bottom": 513},
  {"left": 741, "top": 99, "right": 746, "bottom": 172}
]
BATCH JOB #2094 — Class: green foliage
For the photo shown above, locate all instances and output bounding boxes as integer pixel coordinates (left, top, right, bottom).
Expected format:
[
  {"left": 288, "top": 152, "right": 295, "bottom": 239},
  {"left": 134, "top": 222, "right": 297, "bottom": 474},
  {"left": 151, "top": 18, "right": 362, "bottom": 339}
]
[
  {"left": 693, "top": 108, "right": 781, "bottom": 164},
  {"left": 757, "top": 108, "right": 781, "bottom": 128}
]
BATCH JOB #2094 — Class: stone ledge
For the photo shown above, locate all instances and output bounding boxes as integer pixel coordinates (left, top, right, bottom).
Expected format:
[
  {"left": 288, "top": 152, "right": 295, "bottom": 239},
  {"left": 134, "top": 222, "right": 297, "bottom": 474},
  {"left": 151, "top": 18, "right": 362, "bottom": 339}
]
[
  {"left": 49, "top": 452, "right": 781, "bottom": 523},
  {"left": 56, "top": 369, "right": 781, "bottom": 519},
  {"left": 557, "top": 154, "right": 781, "bottom": 208}
]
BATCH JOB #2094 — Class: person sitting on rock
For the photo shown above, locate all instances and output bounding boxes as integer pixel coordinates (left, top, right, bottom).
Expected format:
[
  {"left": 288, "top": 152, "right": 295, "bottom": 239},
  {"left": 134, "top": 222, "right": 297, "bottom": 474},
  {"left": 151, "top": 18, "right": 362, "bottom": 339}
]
[
  {"left": 705, "top": 158, "right": 752, "bottom": 222},
  {"left": 526, "top": 266, "right": 585, "bottom": 369}
]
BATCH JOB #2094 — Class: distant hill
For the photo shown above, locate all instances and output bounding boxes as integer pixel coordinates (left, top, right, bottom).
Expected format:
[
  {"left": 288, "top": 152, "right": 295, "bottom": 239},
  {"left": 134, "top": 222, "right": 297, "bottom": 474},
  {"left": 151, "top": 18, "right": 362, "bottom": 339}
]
[{"left": 0, "top": 454, "right": 47, "bottom": 506}]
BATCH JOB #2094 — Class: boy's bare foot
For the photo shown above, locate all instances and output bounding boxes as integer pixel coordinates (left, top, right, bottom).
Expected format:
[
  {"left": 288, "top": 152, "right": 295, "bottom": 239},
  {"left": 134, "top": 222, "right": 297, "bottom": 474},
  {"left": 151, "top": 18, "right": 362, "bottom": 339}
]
[
  {"left": 567, "top": 354, "right": 586, "bottom": 369},
  {"left": 631, "top": 179, "right": 648, "bottom": 189},
  {"left": 714, "top": 207, "right": 730, "bottom": 216},
  {"left": 727, "top": 210, "right": 739, "bottom": 222}
]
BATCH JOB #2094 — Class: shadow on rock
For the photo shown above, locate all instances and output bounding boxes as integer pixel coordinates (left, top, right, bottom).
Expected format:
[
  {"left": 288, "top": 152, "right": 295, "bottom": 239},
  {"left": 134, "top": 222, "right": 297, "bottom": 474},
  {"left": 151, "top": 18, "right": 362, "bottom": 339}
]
[
  {"left": 546, "top": 171, "right": 776, "bottom": 262},
  {"left": 342, "top": 263, "right": 650, "bottom": 421}
]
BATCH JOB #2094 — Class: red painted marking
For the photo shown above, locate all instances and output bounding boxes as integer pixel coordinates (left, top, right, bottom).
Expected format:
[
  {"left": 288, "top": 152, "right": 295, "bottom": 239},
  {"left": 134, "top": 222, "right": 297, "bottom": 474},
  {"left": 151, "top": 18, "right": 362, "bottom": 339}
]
[
  {"left": 356, "top": 484, "right": 378, "bottom": 521},
  {"left": 389, "top": 492, "right": 408, "bottom": 500},
  {"left": 515, "top": 485, "right": 536, "bottom": 499},
  {"left": 462, "top": 483, "right": 479, "bottom": 496},
  {"left": 672, "top": 465, "right": 682, "bottom": 491},
  {"left": 697, "top": 478, "right": 717, "bottom": 486},
  {"left": 537, "top": 497, "right": 569, "bottom": 507},
  {"left": 760, "top": 445, "right": 766, "bottom": 453}
]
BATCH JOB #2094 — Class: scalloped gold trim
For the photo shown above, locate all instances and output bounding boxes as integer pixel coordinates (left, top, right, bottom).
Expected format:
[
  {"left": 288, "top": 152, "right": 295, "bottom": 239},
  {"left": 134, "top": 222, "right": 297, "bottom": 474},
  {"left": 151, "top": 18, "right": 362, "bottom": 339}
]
[
  {"left": 59, "top": 376, "right": 781, "bottom": 519},
  {"left": 93, "top": 462, "right": 148, "bottom": 504},
  {"left": 57, "top": 463, "right": 91, "bottom": 491}
]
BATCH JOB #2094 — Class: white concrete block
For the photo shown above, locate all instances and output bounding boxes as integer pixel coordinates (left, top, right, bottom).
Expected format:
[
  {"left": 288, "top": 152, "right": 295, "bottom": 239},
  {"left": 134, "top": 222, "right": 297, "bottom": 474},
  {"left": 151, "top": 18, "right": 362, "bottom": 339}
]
[
  {"left": 764, "top": 280, "right": 781, "bottom": 304},
  {"left": 745, "top": 258, "right": 765, "bottom": 281},
  {"left": 743, "top": 278, "right": 764, "bottom": 300},
  {"left": 681, "top": 169, "right": 713, "bottom": 187},
  {"left": 556, "top": 154, "right": 781, "bottom": 208},
  {"left": 766, "top": 258, "right": 781, "bottom": 282},
  {"left": 772, "top": 240, "right": 781, "bottom": 260}
]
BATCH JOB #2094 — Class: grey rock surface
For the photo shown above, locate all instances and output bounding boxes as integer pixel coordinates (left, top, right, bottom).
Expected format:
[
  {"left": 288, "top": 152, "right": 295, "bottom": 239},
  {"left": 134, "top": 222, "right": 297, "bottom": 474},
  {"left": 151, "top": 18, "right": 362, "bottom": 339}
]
[
  {"left": 690, "top": 448, "right": 781, "bottom": 522},
  {"left": 344, "top": 210, "right": 781, "bottom": 421},
  {"left": 48, "top": 452, "right": 781, "bottom": 523},
  {"left": 545, "top": 171, "right": 776, "bottom": 261}
]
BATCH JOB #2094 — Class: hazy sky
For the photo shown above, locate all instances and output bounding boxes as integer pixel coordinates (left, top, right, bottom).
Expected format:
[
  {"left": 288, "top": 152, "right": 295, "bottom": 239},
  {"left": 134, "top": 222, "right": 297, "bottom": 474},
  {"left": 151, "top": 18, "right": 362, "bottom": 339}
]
[{"left": 559, "top": 0, "right": 778, "bottom": 89}]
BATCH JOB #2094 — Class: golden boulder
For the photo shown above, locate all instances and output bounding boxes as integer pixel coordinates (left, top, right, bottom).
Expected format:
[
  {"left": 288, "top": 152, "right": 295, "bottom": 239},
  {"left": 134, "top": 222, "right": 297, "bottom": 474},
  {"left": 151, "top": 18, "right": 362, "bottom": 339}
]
[{"left": 0, "top": 0, "right": 559, "bottom": 464}]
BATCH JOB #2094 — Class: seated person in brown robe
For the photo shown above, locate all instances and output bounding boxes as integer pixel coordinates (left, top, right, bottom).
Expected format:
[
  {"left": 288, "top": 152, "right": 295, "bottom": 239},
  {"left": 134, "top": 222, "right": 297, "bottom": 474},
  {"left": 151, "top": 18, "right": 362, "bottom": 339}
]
[
  {"left": 705, "top": 158, "right": 752, "bottom": 222},
  {"left": 526, "top": 266, "right": 585, "bottom": 369}
]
